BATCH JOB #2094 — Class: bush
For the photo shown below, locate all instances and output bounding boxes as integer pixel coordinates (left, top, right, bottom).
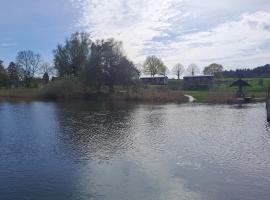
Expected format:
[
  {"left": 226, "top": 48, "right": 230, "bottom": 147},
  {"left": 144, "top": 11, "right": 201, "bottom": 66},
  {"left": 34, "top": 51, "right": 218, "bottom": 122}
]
[
  {"left": 39, "top": 77, "right": 85, "bottom": 99},
  {"left": 168, "top": 79, "right": 182, "bottom": 90}
]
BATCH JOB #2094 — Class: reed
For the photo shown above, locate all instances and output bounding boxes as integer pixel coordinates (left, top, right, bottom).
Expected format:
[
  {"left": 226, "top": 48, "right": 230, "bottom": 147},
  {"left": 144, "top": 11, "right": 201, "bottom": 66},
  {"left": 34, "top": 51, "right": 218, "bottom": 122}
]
[{"left": 112, "top": 89, "right": 188, "bottom": 103}]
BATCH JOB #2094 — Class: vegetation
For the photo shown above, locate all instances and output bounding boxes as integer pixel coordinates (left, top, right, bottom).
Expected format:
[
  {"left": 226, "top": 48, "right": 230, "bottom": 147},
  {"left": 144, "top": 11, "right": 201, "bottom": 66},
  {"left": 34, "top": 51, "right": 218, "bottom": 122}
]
[
  {"left": 142, "top": 55, "right": 168, "bottom": 77},
  {"left": 111, "top": 87, "right": 188, "bottom": 103},
  {"left": 187, "top": 63, "right": 200, "bottom": 76},
  {"left": 203, "top": 63, "right": 223, "bottom": 77},
  {"left": 222, "top": 64, "right": 270, "bottom": 78},
  {"left": 172, "top": 63, "right": 185, "bottom": 79},
  {"left": 0, "top": 32, "right": 269, "bottom": 104},
  {"left": 0, "top": 60, "right": 8, "bottom": 87},
  {"left": 185, "top": 77, "right": 269, "bottom": 103}
]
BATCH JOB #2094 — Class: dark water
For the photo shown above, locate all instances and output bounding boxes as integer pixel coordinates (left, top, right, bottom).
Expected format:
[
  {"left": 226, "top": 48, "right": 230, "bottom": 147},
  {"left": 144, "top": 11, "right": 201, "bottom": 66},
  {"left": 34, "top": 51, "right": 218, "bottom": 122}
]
[{"left": 1, "top": 101, "right": 270, "bottom": 200}]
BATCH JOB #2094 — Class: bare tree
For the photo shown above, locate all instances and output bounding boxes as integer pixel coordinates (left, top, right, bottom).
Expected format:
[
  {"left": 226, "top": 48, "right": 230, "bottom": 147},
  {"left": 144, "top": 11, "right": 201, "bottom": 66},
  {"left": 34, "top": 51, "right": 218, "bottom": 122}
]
[
  {"left": 16, "top": 50, "right": 42, "bottom": 87},
  {"left": 143, "top": 55, "right": 166, "bottom": 77},
  {"left": 187, "top": 63, "right": 200, "bottom": 76},
  {"left": 135, "top": 63, "right": 143, "bottom": 76},
  {"left": 40, "top": 62, "right": 55, "bottom": 76},
  {"left": 172, "top": 63, "right": 185, "bottom": 79}
]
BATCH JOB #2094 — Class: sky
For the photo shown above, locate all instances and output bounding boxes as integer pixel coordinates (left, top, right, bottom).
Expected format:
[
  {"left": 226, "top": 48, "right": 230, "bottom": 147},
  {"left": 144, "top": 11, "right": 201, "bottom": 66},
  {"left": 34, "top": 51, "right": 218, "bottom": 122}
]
[{"left": 1, "top": 0, "right": 270, "bottom": 71}]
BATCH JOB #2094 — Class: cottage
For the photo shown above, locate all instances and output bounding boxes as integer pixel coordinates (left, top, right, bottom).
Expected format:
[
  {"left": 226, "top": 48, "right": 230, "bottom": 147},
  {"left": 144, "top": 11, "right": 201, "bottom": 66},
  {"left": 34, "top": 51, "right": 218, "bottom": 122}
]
[
  {"left": 140, "top": 76, "right": 168, "bottom": 85},
  {"left": 183, "top": 75, "right": 214, "bottom": 90}
]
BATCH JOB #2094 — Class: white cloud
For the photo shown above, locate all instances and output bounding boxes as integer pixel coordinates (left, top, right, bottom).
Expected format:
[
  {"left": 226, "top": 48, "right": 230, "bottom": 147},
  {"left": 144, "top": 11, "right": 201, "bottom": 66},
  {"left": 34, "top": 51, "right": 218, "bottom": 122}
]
[{"left": 70, "top": 0, "right": 270, "bottom": 70}]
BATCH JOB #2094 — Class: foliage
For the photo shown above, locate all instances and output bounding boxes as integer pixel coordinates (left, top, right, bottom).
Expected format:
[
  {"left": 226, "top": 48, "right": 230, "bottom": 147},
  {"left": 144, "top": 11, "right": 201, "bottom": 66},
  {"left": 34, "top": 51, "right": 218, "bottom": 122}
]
[
  {"left": 7, "top": 62, "right": 20, "bottom": 87},
  {"left": 167, "top": 79, "right": 183, "bottom": 90},
  {"left": 111, "top": 88, "right": 188, "bottom": 103},
  {"left": 53, "top": 36, "right": 139, "bottom": 93},
  {"left": 203, "top": 63, "right": 223, "bottom": 77},
  {"left": 222, "top": 64, "right": 270, "bottom": 78},
  {"left": 42, "top": 72, "right": 49, "bottom": 84},
  {"left": 0, "top": 60, "right": 8, "bottom": 87},
  {"left": 39, "top": 77, "right": 84, "bottom": 99},
  {"left": 53, "top": 32, "right": 92, "bottom": 77},
  {"left": 142, "top": 55, "right": 167, "bottom": 77}
]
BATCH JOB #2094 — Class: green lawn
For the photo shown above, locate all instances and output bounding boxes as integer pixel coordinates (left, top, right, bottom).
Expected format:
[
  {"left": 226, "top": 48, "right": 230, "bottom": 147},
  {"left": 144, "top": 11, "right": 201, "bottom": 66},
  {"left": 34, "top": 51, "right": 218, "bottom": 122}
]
[
  {"left": 182, "top": 77, "right": 269, "bottom": 103},
  {"left": 184, "top": 91, "right": 210, "bottom": 102}
]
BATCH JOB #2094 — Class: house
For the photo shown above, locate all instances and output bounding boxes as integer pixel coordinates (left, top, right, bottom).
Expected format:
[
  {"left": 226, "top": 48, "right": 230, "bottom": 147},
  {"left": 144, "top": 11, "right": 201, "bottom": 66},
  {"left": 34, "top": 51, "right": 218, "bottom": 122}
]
[
  {"left": 183, "top": 75, "right": 214, "bottom": 90},
  {"left": 140, "top": 75, "right": 168, "bottom": 85}
]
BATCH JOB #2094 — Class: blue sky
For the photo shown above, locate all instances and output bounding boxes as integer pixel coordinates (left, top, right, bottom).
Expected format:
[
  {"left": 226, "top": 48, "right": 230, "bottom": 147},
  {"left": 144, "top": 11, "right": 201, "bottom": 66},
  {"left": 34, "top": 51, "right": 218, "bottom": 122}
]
[{"left": 1, "top": 0, "right": 270, "bottom": 71}]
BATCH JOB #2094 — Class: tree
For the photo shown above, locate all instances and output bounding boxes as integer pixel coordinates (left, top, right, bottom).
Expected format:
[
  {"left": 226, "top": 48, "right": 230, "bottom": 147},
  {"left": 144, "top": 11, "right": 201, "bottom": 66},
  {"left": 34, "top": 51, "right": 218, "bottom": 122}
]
[
  {"left": 42, "top": 72, "right": 49, "bottom": 84},
  {"left": 83, "top": 38, "right": 139, "bottom": 92},
  {"left": 142, "top": 56, "right": 166, "bottom": 77},
  {"left": 172, "top": 63, "right": 185, "bottom": 79},
  {"left": 203, "top": 63, "right": 223, "bottom": 77},
  {"left": 16, "top": 50, "right": 42, "bottom": 87},
  {"left": 40, "top": 62, "right": 54, "bottom": 76},
  {"left": 160, "top": 65, "right": 169, "bottom": 76},
  {"left": 135, "top": 63, "right": 143, "bottom": 76},
  {"left": 187, "top": 63, "right": 200, "bottom": 76},
  {"left": 0, "top": 60, "right": 8, "bottom": 87},
  {"left": 53, "top": 32, "right": 92, "bottom": 77},
  {"left": 7, "top": 62, "right": 20, "bottom": 88}
]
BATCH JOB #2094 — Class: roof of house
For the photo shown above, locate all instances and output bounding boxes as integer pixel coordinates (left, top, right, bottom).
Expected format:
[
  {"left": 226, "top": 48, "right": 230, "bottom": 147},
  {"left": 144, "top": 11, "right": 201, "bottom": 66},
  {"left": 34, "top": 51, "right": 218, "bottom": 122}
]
[
  {"left": 230, "top": 79, "right": 251, "bottom": 87},
  {"left": 183, "top": 75, "right": 214, "bottom": 78},
  {"left": 140, "top": 75, "right": 168, "bottom": 79}
]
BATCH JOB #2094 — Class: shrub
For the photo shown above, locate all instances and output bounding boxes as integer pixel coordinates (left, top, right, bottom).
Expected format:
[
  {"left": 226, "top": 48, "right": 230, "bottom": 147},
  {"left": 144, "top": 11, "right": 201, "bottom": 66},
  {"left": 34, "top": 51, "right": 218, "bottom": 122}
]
[{"left": 39, "top": 77, "right": 85, "bottom": 99}]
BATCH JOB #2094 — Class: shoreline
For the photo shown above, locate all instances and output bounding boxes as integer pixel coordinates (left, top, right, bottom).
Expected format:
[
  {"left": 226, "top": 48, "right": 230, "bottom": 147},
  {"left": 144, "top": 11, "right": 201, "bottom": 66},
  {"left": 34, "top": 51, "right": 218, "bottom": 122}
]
[{"left": 0, "top": 87, "right": 266, "bottom": 105}]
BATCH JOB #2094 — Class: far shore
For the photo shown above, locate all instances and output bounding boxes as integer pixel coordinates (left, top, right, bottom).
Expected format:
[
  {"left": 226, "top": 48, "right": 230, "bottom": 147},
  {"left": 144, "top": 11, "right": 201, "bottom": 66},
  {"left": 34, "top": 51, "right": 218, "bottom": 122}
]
[{"left": 0, "top": 87, "right": 266, "bottom": 104}]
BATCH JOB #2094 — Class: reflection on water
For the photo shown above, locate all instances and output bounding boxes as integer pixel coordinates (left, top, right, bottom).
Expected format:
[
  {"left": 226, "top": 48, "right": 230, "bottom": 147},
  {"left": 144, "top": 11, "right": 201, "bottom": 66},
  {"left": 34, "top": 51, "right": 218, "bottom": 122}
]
[{"left": 1, "top": 101, "right": 270, "bottom": 200}]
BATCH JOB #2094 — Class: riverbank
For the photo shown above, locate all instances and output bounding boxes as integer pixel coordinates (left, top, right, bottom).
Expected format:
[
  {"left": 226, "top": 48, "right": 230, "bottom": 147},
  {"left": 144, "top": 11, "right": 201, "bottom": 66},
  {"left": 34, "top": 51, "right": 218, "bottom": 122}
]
[
  {"left": 185, "top": 91, "right": 266, "bottom": 104},
  {"left": 0, "top": 88, "right": 189, "bottom": 103},
  {"left": 0, "top": 88, "right": 40, "bottom": 99},
  {"left": 0, "top": 88, "right": 266, "bottom": 104}
]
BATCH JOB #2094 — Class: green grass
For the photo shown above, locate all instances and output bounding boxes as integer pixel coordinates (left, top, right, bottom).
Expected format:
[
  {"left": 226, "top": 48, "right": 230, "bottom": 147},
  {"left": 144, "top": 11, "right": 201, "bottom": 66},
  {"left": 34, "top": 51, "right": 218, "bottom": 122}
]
[
  {"left": 184, "top": 91, "right": 210, "bottom": 102},
  {"left": 0, "top": 77, "right": 268, "bottom": 104},
  {"left": 183, "top": 78, "right": 269, "bottom": 103}
]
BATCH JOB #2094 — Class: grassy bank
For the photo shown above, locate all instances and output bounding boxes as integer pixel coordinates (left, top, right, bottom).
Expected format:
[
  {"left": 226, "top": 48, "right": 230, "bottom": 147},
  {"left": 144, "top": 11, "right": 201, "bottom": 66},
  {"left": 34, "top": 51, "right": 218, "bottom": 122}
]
[
  {"left": 185, "top": 91, "right": 237, "bottom": 104},
  {"left": 0, "top": 77, "right": 268, "bottom": 104},
  {"left": 111, "top": 88, "right": 188, "bottom": 103},
  {"left": 0, "top": 80, "right": 188, "bottom": 104},
  {"left": 0, "top": 88, "right": 40, "bottom": 99},
  {"left": 184, "top": 77, "right": 268, "bottom": 103}
]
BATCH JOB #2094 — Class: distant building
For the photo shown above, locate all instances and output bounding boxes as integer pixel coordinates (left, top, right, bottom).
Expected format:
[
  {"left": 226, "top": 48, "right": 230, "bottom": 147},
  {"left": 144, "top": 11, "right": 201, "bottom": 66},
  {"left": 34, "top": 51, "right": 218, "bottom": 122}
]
[
  {"left": 183, "top": 75, "right": 214, "bottom": 90},
  {"left": 140, "top": 75, "right": 168, "bottom": 85}
]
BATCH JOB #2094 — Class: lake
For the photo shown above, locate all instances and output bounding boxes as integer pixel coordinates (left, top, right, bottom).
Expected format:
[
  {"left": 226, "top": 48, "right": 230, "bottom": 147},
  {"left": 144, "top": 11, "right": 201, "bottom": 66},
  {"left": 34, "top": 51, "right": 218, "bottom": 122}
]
[{"left": 1, "top": 101, "right": 270, "bottom": 200}]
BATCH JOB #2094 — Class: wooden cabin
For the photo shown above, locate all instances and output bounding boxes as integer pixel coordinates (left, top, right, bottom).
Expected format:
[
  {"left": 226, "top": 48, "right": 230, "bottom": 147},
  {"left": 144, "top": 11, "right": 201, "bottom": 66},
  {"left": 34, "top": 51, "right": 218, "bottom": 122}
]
[
  {"left": 140, "top": 76, "right": 168, "bottom": 85},
  {"left": 183, "top": 75, "right": 214, "bottom": 90}
]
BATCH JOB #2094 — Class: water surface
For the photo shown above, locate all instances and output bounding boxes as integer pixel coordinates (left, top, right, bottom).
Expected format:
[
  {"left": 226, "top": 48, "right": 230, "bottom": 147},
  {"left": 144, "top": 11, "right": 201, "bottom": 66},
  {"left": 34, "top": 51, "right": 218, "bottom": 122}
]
[{"left": 1, "top": 101, "right": 270, "bottom": 200}]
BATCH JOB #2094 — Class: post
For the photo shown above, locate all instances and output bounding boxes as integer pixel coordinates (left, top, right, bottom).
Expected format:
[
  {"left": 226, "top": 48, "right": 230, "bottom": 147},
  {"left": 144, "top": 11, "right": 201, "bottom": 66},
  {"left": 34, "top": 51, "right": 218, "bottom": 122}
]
[{"left": 267, "top": 85, "right": 270, "bottom": 121}]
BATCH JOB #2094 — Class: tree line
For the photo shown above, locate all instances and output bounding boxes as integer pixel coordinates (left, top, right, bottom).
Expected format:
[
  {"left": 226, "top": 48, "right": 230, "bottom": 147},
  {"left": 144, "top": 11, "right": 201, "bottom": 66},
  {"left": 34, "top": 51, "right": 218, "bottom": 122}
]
[
  {"left": 0, "top": 52, "right": 52, "bottom": 88},
  {"left": 140, "top": 57, "right": 224, "bottom": 79},
  {"left": 222, "top": 64, "right": 270, "bottom": 78},
  {"left": 0, "top": 32, "right": 140, "bottom": 91},
  {"left": 1, "top": 31, "right": 268, "bottom": 91}
]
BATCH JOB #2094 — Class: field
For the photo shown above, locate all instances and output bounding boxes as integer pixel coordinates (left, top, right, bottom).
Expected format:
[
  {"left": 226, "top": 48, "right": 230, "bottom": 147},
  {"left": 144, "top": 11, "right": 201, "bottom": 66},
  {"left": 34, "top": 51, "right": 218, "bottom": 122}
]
[{"left": 170, "top": 77, "right": 270, "bottom": 103}]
